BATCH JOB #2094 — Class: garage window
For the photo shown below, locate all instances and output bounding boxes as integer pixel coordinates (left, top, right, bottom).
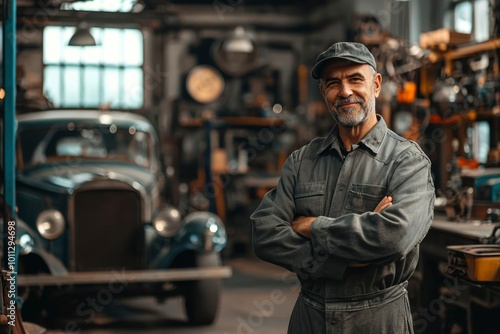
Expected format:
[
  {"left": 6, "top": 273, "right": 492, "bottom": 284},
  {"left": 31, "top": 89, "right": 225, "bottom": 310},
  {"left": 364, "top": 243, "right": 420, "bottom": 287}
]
[
  {"left": 446, "top": 0, "right": 490, "bottom": 42},
  {"left": 43, "top": 26, "right": 144, "bottom": 110}
]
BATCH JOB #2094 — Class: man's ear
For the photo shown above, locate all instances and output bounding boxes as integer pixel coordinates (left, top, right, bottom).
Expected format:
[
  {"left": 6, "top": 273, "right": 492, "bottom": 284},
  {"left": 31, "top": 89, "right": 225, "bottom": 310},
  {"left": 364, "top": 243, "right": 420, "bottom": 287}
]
[
  {"left": 373, "top": 73, "right": 382, "bottom": 98},
  {"left": 318, "top": 83, "right": 326, "bottom": 99}
]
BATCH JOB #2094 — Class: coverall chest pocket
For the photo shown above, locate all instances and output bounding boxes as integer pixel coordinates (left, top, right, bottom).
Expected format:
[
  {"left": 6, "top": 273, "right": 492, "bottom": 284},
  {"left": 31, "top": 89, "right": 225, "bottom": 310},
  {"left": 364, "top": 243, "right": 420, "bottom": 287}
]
[
  {"left": 345, "top": 184, "right": 386, "bottom": 214},
  {"left": 294, "top": 181, "right": 325, "bottom": 216}
]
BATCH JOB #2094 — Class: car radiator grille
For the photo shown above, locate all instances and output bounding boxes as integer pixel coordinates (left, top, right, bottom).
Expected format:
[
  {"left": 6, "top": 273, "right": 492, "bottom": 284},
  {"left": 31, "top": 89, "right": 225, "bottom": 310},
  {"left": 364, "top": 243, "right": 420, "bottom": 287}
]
[{"left": 73, "top": 189, "right": 144, "bottom": 272}]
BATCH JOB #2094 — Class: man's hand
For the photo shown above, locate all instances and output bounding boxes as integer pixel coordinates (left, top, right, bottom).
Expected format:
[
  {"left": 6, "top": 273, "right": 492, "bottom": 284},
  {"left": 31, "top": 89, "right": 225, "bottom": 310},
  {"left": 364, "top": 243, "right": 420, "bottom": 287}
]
[
  {"left": 291, "top": 196, "right": 393, "bottom": 241},
  {"left": 374, "top": 196, "right": 392, "bottom": 212},
  {"left": 291, "top": 216, "right": 315, "bottom": 239}
]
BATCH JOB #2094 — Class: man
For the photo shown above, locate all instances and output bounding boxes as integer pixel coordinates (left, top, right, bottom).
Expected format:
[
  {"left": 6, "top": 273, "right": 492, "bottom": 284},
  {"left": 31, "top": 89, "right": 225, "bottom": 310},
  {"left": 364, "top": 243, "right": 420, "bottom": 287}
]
[{"left": 251, "top": 42, "right": 435, "bottom": 333}]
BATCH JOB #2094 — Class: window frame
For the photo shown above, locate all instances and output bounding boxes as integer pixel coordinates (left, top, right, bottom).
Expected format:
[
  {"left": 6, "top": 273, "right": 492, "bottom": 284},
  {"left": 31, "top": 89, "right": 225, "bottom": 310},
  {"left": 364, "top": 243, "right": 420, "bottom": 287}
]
[
  {"left": 448, "top": 0, "right": 490, "bottom": 42},
  {"left": 42, "top": 25, "right": 145, "bottom": 110}
]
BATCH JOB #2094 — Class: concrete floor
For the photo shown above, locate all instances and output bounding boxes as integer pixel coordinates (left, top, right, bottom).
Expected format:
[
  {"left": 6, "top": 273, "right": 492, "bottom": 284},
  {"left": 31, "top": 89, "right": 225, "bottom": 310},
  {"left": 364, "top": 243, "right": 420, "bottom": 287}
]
[{"left": 28, "top": 256, "right": 299, "bottom": 334}]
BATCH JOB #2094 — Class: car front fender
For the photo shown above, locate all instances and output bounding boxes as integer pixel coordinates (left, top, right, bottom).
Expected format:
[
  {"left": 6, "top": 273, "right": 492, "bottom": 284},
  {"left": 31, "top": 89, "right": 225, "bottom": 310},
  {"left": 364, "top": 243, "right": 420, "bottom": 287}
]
[
  {"left": 16, "top": 218, "right": 68, "bottom": 276},
  {"left": 150, "top": 211, "right": 227, "bottom": 269}
]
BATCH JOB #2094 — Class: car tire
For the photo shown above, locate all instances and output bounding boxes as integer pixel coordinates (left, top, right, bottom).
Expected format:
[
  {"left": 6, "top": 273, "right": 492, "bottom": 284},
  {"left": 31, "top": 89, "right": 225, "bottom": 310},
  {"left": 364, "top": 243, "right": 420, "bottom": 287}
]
[
  {"left": 183, "top": 253, "right": 221, "bottom": 326},
  {"left": 20, "top": 286, "right": 58, "bottom": 328},
  {"left": 184, "top": 278, "right": 220, "bottom": 326},
  {"left": 18, "top": 259, "right": 57, "bottom": 327},
  {"left": 19, "top": 287, "right": 44, "bottom": 324}
]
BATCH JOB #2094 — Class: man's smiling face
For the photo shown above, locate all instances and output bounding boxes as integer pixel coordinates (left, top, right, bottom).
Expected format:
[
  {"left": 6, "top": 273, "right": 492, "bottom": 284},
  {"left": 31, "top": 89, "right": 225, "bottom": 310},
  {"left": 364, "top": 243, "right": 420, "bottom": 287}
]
[{"left": 319, "top": 59, "right": 381, "bottom": 127}]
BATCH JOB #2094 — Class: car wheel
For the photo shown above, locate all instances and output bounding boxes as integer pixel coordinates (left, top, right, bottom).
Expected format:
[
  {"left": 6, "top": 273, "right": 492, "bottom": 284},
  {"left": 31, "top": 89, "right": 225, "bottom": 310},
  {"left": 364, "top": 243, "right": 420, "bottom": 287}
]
[
  {"left": 20, "top": 286, "right": 59, "bottom": 328},
  {"left": 19, "top": 286, "right": 44, "bottom": 323},
  {"left": 184, "top": 278, "right": 220, "bottom": 326},
  {"left": 183, "top": 253, "right": 221, "bottom": 326}
]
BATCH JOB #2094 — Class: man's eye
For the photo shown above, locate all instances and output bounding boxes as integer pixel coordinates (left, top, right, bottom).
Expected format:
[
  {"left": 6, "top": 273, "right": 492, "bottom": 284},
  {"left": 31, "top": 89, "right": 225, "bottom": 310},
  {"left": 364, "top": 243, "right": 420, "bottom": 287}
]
[{"left": 325, "top": 81, "right": 339, "bottom": 87}]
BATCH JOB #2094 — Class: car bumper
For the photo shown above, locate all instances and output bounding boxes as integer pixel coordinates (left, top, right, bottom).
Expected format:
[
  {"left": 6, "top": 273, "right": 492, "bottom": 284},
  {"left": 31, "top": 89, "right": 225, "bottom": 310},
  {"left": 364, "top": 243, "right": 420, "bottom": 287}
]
[{"left": 17, "top": 266, "right": 232, "bottom": 286}]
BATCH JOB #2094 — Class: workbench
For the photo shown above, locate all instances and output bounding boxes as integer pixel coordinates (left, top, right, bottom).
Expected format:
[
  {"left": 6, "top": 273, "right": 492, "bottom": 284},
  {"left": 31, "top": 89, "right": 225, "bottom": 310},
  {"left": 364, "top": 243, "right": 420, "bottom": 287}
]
[{"left": 416, "top": 214, "right": 500, "bottom": 334}]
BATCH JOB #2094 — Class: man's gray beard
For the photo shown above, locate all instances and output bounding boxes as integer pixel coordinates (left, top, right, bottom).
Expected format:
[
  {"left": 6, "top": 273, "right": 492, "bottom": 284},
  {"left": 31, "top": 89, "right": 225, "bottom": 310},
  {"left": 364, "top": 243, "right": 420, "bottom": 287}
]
[{"left": 331, "top": 95, "right": 376, "bottom": 127}]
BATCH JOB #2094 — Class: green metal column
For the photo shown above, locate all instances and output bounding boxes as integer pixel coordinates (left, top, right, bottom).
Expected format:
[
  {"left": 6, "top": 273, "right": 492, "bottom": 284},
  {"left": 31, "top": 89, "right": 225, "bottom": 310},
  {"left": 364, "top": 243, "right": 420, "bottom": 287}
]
[
  {"left": 2, "top": 0, "right": 18, "bottom": 329},
  {"left": 3, "top": 0, "right": 17, "bottom": 212}
]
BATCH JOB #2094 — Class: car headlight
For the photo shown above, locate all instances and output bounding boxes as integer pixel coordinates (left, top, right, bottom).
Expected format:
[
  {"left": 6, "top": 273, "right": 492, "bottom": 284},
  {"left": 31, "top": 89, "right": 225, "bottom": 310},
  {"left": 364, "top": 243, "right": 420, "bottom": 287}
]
[
  {"left": 180, "top": 211, "right": 227, "bottom": 252},
  {"left": 36, "top": 209, "right": 65, "bottom": 240},
  {"left": 19, "top": 234, "right": 34, "bottom": 255},
  {"left": 152, "top": 206, "right": 183, "bottom": 238}
]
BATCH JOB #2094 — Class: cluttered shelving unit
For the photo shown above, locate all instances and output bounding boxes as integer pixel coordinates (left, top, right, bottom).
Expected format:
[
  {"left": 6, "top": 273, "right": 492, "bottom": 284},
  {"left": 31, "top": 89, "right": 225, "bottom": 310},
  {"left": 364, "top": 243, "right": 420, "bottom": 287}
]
[
  {"left": 415, "top": 28, "right": 500, "bottom": 334},
  {"left": 177, "top": 116, "right": 290, "bottom": 255}
]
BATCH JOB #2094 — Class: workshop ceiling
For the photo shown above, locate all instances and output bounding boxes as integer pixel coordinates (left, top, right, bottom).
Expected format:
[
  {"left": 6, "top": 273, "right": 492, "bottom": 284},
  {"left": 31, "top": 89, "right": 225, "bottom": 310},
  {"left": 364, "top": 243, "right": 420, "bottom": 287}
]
[
  {"left": 7, "top": 0, "right": 328, "bottom": 11},
  {"left": 3, "top": 0, "right": 333, "bottom": 31}
]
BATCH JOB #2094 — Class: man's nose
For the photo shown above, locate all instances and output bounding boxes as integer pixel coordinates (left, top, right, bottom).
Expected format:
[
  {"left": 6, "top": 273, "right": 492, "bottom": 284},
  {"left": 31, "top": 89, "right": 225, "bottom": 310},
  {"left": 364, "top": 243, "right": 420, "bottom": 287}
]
[{"left": 339, "top": 82, "right": 353, "bottom": 98}]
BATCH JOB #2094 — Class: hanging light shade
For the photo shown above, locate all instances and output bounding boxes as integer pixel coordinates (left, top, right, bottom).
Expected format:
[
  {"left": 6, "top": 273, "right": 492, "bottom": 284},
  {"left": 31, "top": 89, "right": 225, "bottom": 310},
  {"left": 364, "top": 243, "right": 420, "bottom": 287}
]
[
  {"left": 213, "top": 25, "right": 259, "bottom": 77},
  {"left": 222, "top": 26, "right": 254, "bottom": 53},
  {"left": 68, "top": 22, "right": 97, "bottom": 46}
]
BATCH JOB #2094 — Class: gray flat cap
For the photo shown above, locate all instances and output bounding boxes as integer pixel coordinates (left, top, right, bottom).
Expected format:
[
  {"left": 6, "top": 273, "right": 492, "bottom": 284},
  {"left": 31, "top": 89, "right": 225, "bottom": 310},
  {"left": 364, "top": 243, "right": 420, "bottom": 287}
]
[{"left": 311, "top": 42, "right": 377, "bottom": 79}]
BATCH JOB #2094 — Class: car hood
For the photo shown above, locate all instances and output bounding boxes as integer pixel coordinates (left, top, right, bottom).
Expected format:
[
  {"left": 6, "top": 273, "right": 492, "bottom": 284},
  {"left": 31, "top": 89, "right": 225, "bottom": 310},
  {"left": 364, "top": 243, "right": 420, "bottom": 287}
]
[{"left": 17, "top": 163, "right": 156, "bottom": 194}]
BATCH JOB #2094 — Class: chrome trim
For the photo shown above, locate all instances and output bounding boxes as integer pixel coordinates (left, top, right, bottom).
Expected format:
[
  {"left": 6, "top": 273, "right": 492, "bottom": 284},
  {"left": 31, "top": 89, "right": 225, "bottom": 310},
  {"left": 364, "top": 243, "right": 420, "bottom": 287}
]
[{"left": 18, "top": 266, "right": 232, "bottom": 286}]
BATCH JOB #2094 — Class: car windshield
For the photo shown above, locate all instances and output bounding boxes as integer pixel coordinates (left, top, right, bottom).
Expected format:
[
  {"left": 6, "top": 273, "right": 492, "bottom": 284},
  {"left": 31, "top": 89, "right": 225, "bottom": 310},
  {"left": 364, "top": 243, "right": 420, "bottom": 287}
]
[{"left": 18, "top": 122, "right": 153, "bottom": 169}]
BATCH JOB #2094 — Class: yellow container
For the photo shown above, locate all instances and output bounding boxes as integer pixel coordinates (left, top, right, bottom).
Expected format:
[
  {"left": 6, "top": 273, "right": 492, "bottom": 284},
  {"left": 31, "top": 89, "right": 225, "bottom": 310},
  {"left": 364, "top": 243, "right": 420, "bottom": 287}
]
[{"left": 447, "top": 245, "right": 500, "bottom": 282}]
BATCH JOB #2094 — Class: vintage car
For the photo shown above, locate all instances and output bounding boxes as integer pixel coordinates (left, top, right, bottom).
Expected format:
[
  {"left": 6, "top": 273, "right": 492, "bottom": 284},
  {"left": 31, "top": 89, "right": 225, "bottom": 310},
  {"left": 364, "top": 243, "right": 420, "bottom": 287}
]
[{"left": 15, "top": 110, "right": 231, "bottom": 326}]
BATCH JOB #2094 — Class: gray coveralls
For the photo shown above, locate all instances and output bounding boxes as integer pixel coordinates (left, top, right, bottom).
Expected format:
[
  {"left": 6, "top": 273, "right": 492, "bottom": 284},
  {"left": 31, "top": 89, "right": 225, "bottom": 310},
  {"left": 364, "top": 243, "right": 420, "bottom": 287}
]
[{"left": 251, "top": 116, "right": 435, "bottom": 333}]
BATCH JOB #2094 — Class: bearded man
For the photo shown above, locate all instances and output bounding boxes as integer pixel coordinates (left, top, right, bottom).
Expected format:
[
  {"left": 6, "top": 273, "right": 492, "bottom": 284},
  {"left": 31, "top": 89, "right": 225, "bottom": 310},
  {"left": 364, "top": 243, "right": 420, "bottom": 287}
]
[{"left": 251, "top": 42, "right": 435, "bottom": 334}]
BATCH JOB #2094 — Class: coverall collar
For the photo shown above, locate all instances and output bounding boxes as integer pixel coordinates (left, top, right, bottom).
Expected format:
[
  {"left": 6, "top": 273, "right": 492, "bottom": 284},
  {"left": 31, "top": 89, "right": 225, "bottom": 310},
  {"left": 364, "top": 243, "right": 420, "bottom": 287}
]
[{"left": 317, "top": 114, "right": 388, "bottom": 156}]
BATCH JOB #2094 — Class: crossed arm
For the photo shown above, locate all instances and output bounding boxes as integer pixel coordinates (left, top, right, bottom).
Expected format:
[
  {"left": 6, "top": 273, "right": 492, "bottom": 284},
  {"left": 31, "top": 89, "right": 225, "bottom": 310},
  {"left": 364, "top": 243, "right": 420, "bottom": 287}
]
[
  {"left": 291, "top": 196, "right": 394, "bottom": 268},
  {"left": 252, "top": 146, "right": 435, "bottom": 279},
  {"left": 291, "top": 195, "right": 394, "bottom": 239}
]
